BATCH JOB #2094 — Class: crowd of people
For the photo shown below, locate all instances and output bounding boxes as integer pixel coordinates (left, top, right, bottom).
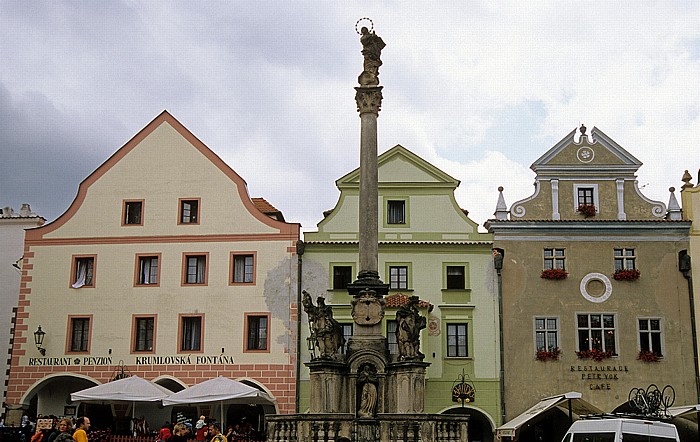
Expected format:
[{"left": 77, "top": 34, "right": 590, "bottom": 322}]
[{"left": 13, "top": 413, "right": 259, "bottom": 442}]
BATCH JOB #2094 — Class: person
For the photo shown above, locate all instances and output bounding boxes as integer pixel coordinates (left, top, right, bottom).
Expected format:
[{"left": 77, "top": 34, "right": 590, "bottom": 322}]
[
  {"left": 30, "top": 428, "right": 44, "bottom": 442},
  {"left": 49, "top": 420, "right": 73, "bottom": 442},
  {"left": 194, "top": 417, "right": 206, "bottom": 442},
  {"left": 72, "top": 417, "right": 90, "bottom": 442},
  {"left": 208, "top": 423, "right": 226, "bottom": 442},
  {"left": 157, "top": 423, "right": 172, "bottom": 442},
  {"left": 169, "top": 423, "right": 188, "bottom": 442},
  {"left": 224, "top": 425, "right": 234, "bottom": 441},
  {"left": 232, "top": 418, "right": 253, "bottom": 441}
]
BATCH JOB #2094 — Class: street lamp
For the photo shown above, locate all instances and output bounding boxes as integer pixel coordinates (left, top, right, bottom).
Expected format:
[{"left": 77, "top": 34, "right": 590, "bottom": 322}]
[{"left": 34, "top": 326, "right": 46, "bottom": 356}]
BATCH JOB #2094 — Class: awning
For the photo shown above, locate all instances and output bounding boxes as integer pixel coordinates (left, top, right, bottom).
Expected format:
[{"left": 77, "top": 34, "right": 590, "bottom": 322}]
[
  {"left": 667, "top": 404, "right": 700, "bottom": 423},
  {"left": 496, "top": 392, "right": 602, "bottom": 439}
]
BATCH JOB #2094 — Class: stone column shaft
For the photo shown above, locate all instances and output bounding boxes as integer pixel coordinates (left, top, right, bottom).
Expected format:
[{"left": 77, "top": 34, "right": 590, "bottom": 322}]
[{"left": 359, "top": 111, "right": 379, "bottom": 275}]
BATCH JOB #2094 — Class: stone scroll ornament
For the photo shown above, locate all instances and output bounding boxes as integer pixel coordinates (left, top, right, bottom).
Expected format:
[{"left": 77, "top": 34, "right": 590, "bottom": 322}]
[
  {"left": 356, "top": 18, "right": 386, "bottom": 86},
  {"left": 302, "top": 291, "right": 345, "bottom": 360},
  {"left": 395, "top": 296, "right": 427, "bottom": 361}
]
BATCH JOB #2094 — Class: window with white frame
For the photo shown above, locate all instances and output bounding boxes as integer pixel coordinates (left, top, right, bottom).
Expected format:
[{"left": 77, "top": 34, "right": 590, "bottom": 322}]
[
  {"left": 184, "top": 254, "right": 207, "bottom": 285},
  {"left": 543, "top": 248, "right": 565, "bottom": 270},
  {"left": 614, "top": 248, "right": 636, "bottom": 271},
  {"left": 447, "top": 323, "right": 468, "bottom": 357},
  {"left": 577, "top": 313, "right": 616, "bottom": 354},
  {"left": 232, "top": 254, "right": 255, "bottom": 283},
  {"left": 574, "top": 184, "right": 599, "bottom": 212},
  {"left": 639, "top": 318, "right": 663, "bottom": 356},
  {"left": 389, "top": 266, "right": 408, "bottom": 290},
  {"left": 136, "top": 255, "right": 159, "bottom": 285},
  {"left": 71, "top": 256, "right": 95, "bottom": 288},
  {"left": 535, "top": 317, "right": 559, "bottom": 351}
]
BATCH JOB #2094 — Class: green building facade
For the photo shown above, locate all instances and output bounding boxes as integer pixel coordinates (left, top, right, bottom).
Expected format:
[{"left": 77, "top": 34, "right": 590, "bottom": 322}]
[{"left": 299, "top": 145, "right": 501, "bottom": 441}]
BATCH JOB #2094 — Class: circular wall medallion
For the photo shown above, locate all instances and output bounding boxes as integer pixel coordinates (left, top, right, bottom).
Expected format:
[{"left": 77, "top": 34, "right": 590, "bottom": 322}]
[
  {"left": 577, "top": 146, "right": 595, "bottom": 163},
  {"left": 580, "top": 273, "right": 612, "bottom": 303}
]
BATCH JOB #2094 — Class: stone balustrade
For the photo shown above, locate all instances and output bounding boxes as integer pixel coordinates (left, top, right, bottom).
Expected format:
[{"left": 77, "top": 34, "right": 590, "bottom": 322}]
[{"left": 266, "top": 413, "right": 469, "bottom": 442}]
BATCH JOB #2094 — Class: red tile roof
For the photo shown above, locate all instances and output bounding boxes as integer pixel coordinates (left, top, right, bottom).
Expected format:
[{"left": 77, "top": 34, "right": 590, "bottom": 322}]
[
  {"left": 252, "top": 198, "right": 285, "bottom": 222},
  {"left": 385, "top": 293, "right": 432, "bottom": 309}
]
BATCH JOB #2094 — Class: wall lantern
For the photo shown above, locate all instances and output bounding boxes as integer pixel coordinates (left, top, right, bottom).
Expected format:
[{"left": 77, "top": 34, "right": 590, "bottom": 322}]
[{"left": 34, "top": 326, "right": 46, "bottom": 356}]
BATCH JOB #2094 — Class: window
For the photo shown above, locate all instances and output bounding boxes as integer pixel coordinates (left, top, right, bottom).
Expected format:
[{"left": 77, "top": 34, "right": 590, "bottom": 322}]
[
  {"left": 577, "top": 187, "right": 594, "bottom": 206},
  {"left": 577, "top": 314, "right": 616, "bottom": 354},
  {"left": 123, "top": 200, "right": 143, "bottom": 225},
  {"left": 135, "top": 254, "right": 160, "bottom": 286},
  {"left": 179, "top": 198, "right": 200, "bottom": 224},
  {"left": 544, "top": 248, "right": 565, "bottom": 270},
  {"left": 639, "top": 318, "right": 663, "bottom": 356},
  {"left": 68, "top": 317, "right": 91, "bottom": 353},
  {"left": 341, "top": 323, "right": 353, "bottom": 354},
  {"left": 447, "top": 323, "right": 468, "bottom": 357},
  {"left": 133, "top": 316, "right": 155, "bottom": 352},
  {"left": 386, "top": 320, "right": 398, "bottom": 355},
  {"left": 179, "top": 316, "right": 203, "bottom": 352},
  {"left": 387, "top": 200, "right": 405, "bottom": 224},
  {"left": 246, "top": 314, "right": 269, "bottom": 351},
  {"left": 389, "top": 266, "right": 408, "bottom": 290},
  {"left": 535, "top": 317, "right": 559, "bottom": 351},
  {"left": 71, "top": 256, "right": 95, "bottom": 288},
  {"left": 446, "top": 266, "right": 465, "bottom": 290},
  {"left": 183, "top": 253, "right": 208, "bottom": 285},
  {"left": 574, "top": 184, "right": 599, "bottom": 212},
  {"left": 231, "top": 253, "right": 255, "bottom": 284},
  {"left": 333, "top": 266, "right": 353, "bottom": 290},
  {"left": 614, "top": 248, "right": 636, "bottom": 271}
]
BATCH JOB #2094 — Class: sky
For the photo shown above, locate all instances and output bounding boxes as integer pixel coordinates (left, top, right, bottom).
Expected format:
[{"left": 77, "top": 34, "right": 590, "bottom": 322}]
[{"left": 1, "top": 1, "right": 699, "bottom": 232}]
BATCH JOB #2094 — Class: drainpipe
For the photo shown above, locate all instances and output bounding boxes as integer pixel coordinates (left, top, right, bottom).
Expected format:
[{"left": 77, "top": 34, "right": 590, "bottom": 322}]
[
  {"left": 295, "top": 240, "right": 305, "bottom": 414},
  {"left": 493, "top": 249, "right": 506, "bottom": 425},
  {"left": 679, "top": 252, "right": 700, "bottom": 414}
]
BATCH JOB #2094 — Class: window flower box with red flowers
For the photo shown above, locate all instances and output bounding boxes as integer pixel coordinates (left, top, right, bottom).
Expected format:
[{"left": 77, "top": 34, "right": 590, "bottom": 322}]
[
  {"left": 637, "top": 350, "right": 661, "bottom": 362},
  {"left": 577, "top": 204, "right": 597, "bottom": 217},
  {"left": 613, "top": 269, "right": 640, "bottom": 281},
  {"left": 575, "top": 348, "right": 614, "bottom": 362},
  {"left": 541, "top": 269, "right": 568, "bottom": 280},
  {"left": 536, "top": 347, "right": 561, "bottom": 362}
]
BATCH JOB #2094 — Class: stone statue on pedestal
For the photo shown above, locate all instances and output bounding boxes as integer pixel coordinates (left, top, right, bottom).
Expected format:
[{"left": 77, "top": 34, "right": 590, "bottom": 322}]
[
  {"left": 357, "top": 364, "right": 379, "bottom": 418},
  {"left": 395, "top": 296, "right": 426, "bottom": 361},
  {"left": 358, "top": 27, "right": 386, "bottom": 86},
  {"left": 302, "top": 291, "right": 345, "bottom": 360}
]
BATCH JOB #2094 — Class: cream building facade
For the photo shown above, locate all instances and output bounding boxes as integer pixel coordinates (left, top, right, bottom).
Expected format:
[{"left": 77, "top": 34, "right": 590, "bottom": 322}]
[
  {"left": 300, "top": 146, "right": 500, "bottom": 442},
  {"left": 5, "top": 112, "right": 300, "bottom": 431}
]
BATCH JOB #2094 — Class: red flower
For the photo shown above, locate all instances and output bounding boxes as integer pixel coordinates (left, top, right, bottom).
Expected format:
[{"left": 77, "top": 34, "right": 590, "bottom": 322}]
[
  {"left": 637, "top": 350, "right": 660, "bottom": 362},
  {"left": 576, "top": 348, "right": 614, "bottom": 361},
  {"left": 613, "top": 269, "right": 640, "bottom": 281},
  {"left": 577, "top": 204, "right": 597, "bottom": 217},
  {"left": 541, "top": 269, "right": 568, "bottom": 280},
  {"left": 536, "top": 347, "right": 561, "bottom": 362}
]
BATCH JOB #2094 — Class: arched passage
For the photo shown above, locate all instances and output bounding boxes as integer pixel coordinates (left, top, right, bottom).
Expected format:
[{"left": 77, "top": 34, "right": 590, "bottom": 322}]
[
  {"left": 442, "top": 406, "right": 496, "bottom": 442},
  {"left": 20, "top": 374, "right": 98, "bottom": 418}
]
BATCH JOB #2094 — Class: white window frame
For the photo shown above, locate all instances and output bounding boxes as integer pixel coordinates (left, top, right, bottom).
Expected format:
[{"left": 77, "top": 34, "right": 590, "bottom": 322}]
[
  {"left": 637, "top": 317, "right": 664, "bottom": 357},
  {"left": 534, "top": 316, "right": 560, "bottom": 352},
  {"left": 575, "top": 312, "right": 618, "bottom": 354},
  {"left": 573, "top": 184, "right": 599, "bottom": 213}
]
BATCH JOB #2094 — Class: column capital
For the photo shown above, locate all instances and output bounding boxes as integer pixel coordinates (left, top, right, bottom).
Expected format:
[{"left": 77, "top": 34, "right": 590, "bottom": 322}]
[{"left": 355, "top": 86, "right": 383, "bottom": 115}]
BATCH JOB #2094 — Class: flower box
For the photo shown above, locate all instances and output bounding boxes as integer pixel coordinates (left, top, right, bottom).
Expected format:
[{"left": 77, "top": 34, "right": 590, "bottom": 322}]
[
  {"left": 637, "top": 350, "right": 661, "bottom": 362},
  {"left": 613, "top": 269, "right": 640, "bottom": 281},
  {"left": 536, "top": 347, "right": 561, "bottom": 362},
  {"left": 577, "top": 204, "right": 597, "bottom": 217},
  {"left": 541, "top": 269, "right": 568, "bottom": 280},
  {"left": 575, "top": 348, "right": 614, "bottom": 362}
]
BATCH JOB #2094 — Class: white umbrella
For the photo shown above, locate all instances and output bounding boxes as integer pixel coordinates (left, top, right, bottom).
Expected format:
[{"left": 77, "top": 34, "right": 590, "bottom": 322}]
[
  {"left": 162, "top": 376, "right": 274, "bottom": 424},
  {"left": 71, "top": 375, "right": 174, "bottom": 423}
]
